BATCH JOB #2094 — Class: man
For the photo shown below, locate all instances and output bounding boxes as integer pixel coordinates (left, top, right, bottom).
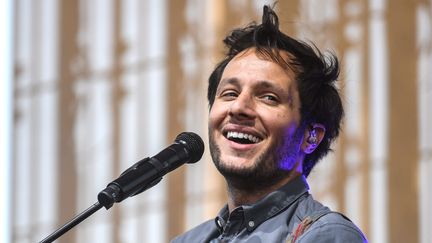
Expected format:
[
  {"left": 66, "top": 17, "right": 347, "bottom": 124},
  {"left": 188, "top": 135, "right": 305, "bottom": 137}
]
[{"left": 172, "top": 5, "right": 367, "bottom": 243}]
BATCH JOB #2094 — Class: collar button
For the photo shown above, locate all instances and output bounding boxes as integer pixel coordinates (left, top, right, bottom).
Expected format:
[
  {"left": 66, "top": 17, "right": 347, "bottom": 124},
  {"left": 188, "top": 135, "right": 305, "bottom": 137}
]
[{"left": 248, "top": 221, "right": 255, "bottom": 227}]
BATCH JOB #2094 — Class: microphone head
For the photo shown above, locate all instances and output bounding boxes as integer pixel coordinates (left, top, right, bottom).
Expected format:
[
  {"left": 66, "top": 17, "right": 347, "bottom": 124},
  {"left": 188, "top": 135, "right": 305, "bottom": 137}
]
[{"left": 175, "top": 132, "right": 204, "bottom": 164}]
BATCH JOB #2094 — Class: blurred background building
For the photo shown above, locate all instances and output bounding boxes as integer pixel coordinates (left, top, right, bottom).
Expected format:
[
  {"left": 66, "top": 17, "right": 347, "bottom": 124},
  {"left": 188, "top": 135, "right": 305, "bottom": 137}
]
[{"left": 5, "top": 0, "right": 432, "bottom": 242}]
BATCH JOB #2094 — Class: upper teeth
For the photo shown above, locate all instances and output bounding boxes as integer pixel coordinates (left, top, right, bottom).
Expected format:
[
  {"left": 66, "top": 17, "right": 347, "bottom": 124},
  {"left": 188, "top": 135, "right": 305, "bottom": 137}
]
[{"left": 227, "top": 131, "right": 261, "bottom": 143}]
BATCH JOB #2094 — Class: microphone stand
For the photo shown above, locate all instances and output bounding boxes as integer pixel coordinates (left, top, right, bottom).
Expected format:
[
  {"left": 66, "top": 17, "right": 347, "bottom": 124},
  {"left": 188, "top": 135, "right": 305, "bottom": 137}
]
[
  {"left": 39, "top": 157, "right": 161, "bottom": 243},
  {"left": 39, "top": 202, "right": 103, "bottom": 243},
  {"left": 39, "top": 132, "right": 204, "bottom": 242}
]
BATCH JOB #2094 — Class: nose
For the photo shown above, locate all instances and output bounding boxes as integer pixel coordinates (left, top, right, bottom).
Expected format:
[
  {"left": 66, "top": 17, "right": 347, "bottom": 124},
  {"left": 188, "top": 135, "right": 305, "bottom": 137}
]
[{"left": 228, "top": 93, "right": 256, "bottom": 120}]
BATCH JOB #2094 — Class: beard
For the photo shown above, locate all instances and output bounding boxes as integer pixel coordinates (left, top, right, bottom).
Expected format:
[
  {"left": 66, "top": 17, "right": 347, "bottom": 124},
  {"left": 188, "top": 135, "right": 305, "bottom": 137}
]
[{"left": 209, "top": 127, "right": 304, "bottom": 192}]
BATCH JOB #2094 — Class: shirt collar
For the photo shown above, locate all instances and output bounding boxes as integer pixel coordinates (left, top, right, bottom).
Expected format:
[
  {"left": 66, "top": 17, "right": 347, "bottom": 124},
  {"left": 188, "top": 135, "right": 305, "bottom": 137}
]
[{"left": 215, "top": 175, "right": 310, "bottom": 232}]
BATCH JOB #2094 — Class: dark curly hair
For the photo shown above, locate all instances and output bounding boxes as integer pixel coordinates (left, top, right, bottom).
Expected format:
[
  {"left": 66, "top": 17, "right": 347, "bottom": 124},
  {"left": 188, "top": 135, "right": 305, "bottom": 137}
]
[{"left": 207, "top": 5, "right": 344, "bottom": 177}]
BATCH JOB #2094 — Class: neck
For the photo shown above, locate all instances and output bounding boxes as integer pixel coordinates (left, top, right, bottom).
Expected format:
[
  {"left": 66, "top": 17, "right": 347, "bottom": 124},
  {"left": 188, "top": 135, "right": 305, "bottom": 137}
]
[{"left": 226, "top": 171, "right": 302, "bottom": 212}]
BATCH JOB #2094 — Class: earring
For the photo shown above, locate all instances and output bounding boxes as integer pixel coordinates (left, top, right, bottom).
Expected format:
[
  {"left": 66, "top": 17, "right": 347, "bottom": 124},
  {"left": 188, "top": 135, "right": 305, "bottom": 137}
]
[{"left": 308, "top": 129, "right": 318, "bottom": 145}]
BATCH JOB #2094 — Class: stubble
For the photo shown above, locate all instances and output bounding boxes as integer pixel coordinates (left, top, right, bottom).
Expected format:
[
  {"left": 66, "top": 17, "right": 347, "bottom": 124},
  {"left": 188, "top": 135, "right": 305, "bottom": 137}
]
[{"left": 209, "top": 127, "right": 304, "bottom": 192}]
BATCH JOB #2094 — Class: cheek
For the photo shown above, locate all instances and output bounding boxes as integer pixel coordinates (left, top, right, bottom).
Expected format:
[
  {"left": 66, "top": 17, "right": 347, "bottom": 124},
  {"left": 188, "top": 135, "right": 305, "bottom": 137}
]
[
  {"left": 268, "top": 111, "right": 300, "bottom": 133},
  {"left": 208, "top": 104, "right": 226, "bottom": 129},
  {"left": 276, "top": 123, "right": 299, "bottom": 141},
  {"left": 264, "top": 121, "right": 300, "bottom": 147},
  {"left": 280, "top": 106, "right": 300, "bottom": 124},
  {"left": 285, "top": 118, "right": 300, "bottom": 133}
]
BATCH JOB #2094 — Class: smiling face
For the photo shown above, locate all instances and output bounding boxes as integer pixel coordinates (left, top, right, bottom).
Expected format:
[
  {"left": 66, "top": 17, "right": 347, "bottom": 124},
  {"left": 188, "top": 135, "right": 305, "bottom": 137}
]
[{"left": 209, "top": 48, "right": 307, "bottom": 189}]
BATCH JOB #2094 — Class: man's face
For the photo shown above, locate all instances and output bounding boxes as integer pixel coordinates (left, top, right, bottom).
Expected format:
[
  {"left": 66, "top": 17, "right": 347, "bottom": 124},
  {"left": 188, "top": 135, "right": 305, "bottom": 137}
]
[{"left": 208, "top": 48, "right": 305, "bottom": 187}]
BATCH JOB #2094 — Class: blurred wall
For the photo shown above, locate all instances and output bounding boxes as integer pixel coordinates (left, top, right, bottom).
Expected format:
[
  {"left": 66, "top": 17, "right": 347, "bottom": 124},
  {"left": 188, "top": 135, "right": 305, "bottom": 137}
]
[{"left": 10, "top": 0, "right": 432, "bottom": 242}]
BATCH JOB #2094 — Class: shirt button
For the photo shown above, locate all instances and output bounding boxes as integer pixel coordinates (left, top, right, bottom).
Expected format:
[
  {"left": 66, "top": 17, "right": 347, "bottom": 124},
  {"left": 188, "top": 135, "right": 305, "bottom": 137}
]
[{"left": 248, "top": 221, "right": 255, "bottom": 227}]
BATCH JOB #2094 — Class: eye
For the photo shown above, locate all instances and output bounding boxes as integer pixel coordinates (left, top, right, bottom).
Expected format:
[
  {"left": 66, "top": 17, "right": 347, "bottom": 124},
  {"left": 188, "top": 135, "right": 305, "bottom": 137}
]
[
  {"left": 219, "top": 90, "right": 238, "bottom": 100},
  {"left": 260, "top": 94, "right": 279, "bottom": 104}
]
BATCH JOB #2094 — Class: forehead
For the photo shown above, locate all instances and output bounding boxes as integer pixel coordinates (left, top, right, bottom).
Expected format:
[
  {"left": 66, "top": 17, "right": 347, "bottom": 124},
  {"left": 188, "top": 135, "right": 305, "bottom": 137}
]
[{"left": 220, "top": 48, "right": 296, "bottom": 88}]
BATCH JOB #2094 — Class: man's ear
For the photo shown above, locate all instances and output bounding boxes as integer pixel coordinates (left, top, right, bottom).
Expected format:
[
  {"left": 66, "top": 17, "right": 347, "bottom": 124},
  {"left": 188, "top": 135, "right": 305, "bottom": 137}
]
[{"left": 301, "top": 124, "right": 326, "bottom": 154}]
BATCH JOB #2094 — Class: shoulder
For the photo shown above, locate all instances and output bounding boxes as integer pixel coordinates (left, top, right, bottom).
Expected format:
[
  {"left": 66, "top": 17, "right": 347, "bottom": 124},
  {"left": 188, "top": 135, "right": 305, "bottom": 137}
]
[
  {"left": 297, "top": 212, "right": 368, "bottom": 243},
  {"left": 170, "top": 219, "right": 218, "bottom": 243},
  {"left": 291, "top": 195, "right": 367, "bottom": 242}
]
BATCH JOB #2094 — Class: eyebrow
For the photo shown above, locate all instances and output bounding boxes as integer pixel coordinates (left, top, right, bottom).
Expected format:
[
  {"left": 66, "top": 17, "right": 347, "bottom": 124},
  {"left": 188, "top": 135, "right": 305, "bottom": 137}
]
[
  {"left": 216, "top": 78, "right": 240, "bottom": 94},
  {"left": 254, "top": 80, "right": 287, "bottom": 95},
  {"left": 218, "top": 77, "right": 240, "bottom": 88}
]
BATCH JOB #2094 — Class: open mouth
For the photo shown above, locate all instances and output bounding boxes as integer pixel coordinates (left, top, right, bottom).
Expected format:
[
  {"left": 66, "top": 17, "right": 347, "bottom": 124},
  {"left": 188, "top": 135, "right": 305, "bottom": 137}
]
[{"left": 225, "top": 131, "right": 262, "bottom": 144}]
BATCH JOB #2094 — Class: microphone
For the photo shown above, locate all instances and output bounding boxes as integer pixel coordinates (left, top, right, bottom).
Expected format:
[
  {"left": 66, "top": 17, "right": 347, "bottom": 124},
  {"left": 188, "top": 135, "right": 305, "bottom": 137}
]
[{"left": 98, "top": 132, "right": 204, "bottom": 209}]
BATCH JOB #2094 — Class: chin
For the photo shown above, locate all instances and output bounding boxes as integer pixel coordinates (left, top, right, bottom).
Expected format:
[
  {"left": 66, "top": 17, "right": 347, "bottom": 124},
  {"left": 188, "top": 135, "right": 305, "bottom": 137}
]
[
  {"left": 221, "top": 155, "right": 257, "bottom": 168},
  {"left": 212, "top": 149, "right": 288, "bottom": 190},
  {"left": 217, "top": 162, "right": 291, "bottom": 192}
]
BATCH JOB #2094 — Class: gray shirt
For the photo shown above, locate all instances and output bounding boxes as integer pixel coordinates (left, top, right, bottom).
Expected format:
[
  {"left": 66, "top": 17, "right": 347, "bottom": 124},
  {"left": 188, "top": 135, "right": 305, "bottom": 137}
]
[{"left": 171, "top": 176, "right": 367, "bottom": 243}]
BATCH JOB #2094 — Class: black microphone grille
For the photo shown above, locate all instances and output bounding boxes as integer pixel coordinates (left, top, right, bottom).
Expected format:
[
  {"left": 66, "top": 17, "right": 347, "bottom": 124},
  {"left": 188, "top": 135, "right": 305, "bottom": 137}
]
[{"left": 175, "top": 132, "right": 204, "bottom": 163}]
